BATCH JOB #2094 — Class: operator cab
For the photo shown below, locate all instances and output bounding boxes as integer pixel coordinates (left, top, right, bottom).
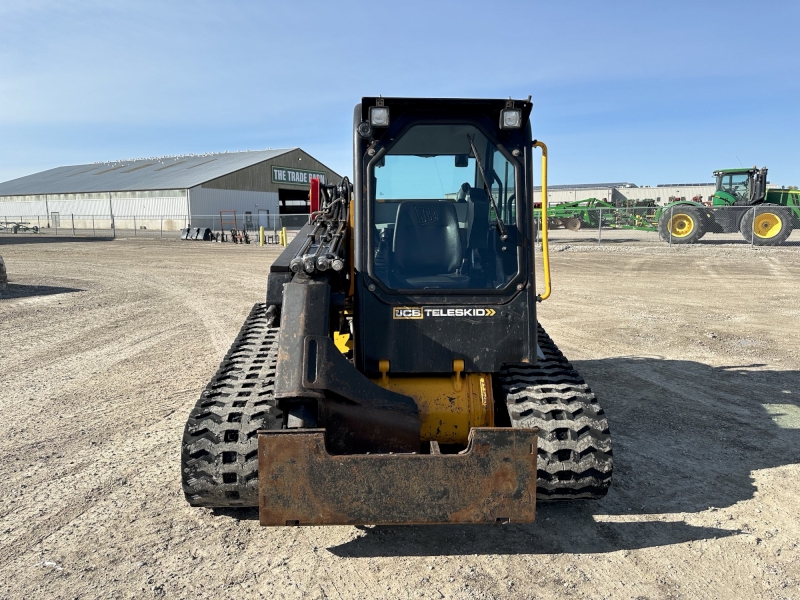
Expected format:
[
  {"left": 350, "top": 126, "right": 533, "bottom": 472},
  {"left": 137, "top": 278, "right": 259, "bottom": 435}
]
[
  {"left": 355, "top": 98, "right": 532, "bottom": 294},
  {"left": 715, "top": 168, "right": 752, "bottom": 202},
  {"left": 713, "top": 167, "right": 768, "bottom": 205},
  {"left": 352, "top": 98, "right": 537, "bottom": 375}
]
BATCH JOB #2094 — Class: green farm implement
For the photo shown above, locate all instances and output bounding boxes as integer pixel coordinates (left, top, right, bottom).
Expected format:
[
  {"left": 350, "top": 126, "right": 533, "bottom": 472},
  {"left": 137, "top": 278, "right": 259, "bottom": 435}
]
[
  {"left": 656, "top": 167, "right": 800, "bottom": 245},
  {"left": 533, "top": 198, "right": 658, "bottom": 232}
]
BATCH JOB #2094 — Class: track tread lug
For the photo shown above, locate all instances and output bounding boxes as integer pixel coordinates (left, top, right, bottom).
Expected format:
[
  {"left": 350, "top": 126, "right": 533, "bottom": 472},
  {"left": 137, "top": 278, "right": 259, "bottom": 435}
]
[
  {"left": 181, "top": 303, "right": 282, "bottom": 508},
  {"left": 499, "top": 324, "right": 613, "bottom": 501}
]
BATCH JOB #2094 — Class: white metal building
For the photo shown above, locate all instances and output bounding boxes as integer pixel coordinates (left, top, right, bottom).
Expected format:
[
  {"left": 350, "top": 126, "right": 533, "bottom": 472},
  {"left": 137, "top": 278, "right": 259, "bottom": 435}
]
[
  {"left": 534, "top": 182, "right": 717, "bottom": 207},
  {"left": 0, "top": 149, "right": 341, "bottom": 230}
]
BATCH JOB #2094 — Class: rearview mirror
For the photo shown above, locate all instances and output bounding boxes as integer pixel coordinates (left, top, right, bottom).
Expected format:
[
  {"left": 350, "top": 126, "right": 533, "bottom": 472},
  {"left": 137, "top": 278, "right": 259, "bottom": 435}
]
[{"left": 455, "top": 154, "right": 469, "bottom": 168}]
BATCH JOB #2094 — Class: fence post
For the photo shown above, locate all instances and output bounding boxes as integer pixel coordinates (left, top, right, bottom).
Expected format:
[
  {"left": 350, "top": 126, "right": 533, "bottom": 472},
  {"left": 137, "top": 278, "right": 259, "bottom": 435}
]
[
  {"left": 37, "top": 215, "right": 40, "bottom": 232},
  {"left": 134, "top": 216, "right": 137, "bottom": 237},
  {"left": 92, "top": 215, "right": 96, "bottom": 236},
  {"left": 598, "top": 208, "right": 602, "bottom": 246}
]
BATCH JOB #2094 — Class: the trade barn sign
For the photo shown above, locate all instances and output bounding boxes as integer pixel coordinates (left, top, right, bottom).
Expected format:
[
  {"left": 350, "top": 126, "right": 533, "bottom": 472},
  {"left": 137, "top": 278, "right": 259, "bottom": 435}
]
[{"left": 271, "top": 166, "right": 327, "bottom": 186}]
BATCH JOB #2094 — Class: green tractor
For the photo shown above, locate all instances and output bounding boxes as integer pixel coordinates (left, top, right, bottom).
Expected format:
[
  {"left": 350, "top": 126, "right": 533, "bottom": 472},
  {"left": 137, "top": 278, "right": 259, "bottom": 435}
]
[{"left": 656, "top": 167, "right": 800, "bottom": 245}]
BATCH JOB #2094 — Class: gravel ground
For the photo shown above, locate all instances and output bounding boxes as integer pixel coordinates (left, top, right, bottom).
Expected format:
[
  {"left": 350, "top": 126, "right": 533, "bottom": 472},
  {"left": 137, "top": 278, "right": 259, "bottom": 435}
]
[{"left": 1, "top": 236, "right": 798, "bottom": 600}]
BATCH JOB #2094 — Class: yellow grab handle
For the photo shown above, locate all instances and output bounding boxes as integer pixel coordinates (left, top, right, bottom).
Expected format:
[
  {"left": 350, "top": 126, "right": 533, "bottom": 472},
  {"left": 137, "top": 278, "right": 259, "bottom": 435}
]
[{"left": 532, "top": 140, "right": 551, "bottom": 301}]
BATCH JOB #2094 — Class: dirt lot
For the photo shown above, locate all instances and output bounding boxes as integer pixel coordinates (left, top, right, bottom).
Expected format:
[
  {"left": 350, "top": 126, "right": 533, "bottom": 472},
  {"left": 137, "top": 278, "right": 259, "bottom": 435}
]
[{"left": 1, "top": 236, "right": 799, "bottom": 600}]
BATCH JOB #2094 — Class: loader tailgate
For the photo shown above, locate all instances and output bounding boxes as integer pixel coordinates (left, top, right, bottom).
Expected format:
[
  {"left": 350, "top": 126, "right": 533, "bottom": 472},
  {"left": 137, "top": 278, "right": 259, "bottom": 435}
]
[{"left": 258, "top": 427, "right": 537, "bottom": 526}]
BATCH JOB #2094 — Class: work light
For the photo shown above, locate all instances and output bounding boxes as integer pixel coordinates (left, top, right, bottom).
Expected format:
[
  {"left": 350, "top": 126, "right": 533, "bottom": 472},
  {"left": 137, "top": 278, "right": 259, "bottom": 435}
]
[
  {"left": 500, "top": 108, "right": 522, "bottom": 129},
  {"left": 369, "top": 106, "right": 390, "bottom": 127}
]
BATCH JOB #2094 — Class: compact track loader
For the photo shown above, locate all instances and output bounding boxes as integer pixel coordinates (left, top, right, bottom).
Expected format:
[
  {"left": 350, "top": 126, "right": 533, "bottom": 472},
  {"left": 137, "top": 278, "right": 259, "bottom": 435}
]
[{"left": 181, "top": 97, "right": 613, "bottom": 525}]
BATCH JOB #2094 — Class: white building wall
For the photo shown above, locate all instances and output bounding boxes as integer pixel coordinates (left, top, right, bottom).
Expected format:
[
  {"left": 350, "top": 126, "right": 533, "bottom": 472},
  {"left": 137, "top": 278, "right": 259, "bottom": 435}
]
[
  {"left": 534, "top": 184, "right": 716, "bottom": 206},
  {"left": 618, "top": 185, "right": 715, "bottom": 204},
  {"left": 0, "top": 197, "right": 112, "bottom": 229},
  {"left": 534, "top": 188, "right": 614, "bottom": 205},
  {"left": 188, "top": 187, "right": 280, "bottom": 229},
  {"left": 110, "top": 196, "right": 187, "bottom": 217},
  {"left": 0, "top": 194, "right": 191, "bottom": 230},
  {"left": 105, "top": 196, "right": 188, "bottom": 231},
  {"left": 0, "top": 199, "right": 48, "bottom": 218},
  {"left": 48, "top": 198, "right": 111, "bottom": 216}
]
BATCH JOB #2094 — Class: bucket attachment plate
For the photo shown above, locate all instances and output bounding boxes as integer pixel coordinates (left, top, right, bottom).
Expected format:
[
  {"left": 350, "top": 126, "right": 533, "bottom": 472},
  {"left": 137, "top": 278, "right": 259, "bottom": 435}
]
[{"left": 258, "top": 427, "right": 537, "bottom": 526}]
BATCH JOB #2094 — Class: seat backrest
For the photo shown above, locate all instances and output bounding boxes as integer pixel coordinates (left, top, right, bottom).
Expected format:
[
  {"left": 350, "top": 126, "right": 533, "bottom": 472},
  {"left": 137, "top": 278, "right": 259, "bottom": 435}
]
[
  {"left": 466, "top": 187, "right": 490, "bottom": 249},
  {"left": 393, "top": 201, "right": 462, "bottom": 276}
]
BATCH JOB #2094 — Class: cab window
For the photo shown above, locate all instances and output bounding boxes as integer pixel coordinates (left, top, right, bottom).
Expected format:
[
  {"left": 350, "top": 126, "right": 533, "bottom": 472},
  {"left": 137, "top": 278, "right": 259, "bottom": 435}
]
[{"left": 370, "top": 123, "right": 519, "bottom": 290}]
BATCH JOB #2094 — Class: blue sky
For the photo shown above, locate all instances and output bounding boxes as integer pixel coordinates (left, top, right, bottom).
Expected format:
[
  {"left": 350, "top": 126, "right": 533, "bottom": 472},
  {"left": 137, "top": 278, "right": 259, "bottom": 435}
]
[{"left": 1, "top": 0, "right": 798, "bottom": 187}]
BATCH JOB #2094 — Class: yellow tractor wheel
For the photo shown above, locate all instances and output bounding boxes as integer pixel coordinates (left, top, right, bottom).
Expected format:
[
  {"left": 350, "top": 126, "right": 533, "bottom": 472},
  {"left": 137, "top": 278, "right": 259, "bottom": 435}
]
[
  {"left": 658, "top": 206, "right": 705, "bottom": 244},
  {"left": 740, "top": 206, "right": 792, "bottom": 246}
]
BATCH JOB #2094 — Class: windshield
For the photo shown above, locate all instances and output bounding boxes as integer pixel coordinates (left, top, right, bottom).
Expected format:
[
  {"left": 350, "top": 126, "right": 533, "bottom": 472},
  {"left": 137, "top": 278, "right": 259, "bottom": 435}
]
[
  {"left": 370, "top": 123, "right": 519, "bottom": 290},
  {"left": 718, "top": 173, "right": 749, "bottom": 201}
]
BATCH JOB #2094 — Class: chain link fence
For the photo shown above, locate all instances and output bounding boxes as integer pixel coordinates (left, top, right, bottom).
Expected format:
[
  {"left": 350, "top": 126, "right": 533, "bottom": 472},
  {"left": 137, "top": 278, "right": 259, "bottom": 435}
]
[
  {"left": 535, "top": 204, "right": 800, "bottom": 247},
  {"left": 0, "top": 214, "right": 297, "bottom": 242}
]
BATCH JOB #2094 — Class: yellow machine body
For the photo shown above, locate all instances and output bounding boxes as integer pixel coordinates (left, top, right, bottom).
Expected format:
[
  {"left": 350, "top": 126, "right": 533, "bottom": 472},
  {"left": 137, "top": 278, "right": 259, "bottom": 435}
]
[
  {"left": 334, "top": 335, "right": 494, "bottom": 445},
  {"left": 372, "top": 361, "right": 494, "bottom": 445}
]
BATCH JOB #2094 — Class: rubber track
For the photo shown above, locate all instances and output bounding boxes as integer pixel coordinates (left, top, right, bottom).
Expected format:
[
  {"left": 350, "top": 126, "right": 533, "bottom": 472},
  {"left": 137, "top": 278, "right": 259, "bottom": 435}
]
[
  {"left": 499, "top": 325, "right": 613, "bottom": 500},
  {"left": 181, "top": 303, "right": 283, "bottom": 507}
]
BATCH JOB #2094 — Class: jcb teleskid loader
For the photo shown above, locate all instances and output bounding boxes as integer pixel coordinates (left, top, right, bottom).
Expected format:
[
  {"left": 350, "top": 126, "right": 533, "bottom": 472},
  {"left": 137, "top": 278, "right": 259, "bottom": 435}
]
[{"left": 181, "top": 97, "right": 613, "bottom": 525}]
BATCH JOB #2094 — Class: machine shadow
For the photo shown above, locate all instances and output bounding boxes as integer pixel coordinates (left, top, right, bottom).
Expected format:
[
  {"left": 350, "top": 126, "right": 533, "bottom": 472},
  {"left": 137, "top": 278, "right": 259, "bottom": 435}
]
[
  {"left": 212, "top": 507, "right": 260, "bottom": 521},
  {"left": 328, "top": 518, "right": 738, "bottom": 558},
  {"left": 329, "top": 357, "right": 798, "bottom": 557},
  {"left": 0, "top": 283, "right": 84, "bottom": 299},
  {"left": 575, "top": 357, "right": 800, "bottom": 516}
]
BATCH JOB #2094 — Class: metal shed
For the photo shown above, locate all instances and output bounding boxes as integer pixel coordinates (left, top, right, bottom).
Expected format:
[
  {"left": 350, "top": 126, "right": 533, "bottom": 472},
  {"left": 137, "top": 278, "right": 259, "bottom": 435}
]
[{"left": 0, "top": 149, "right": 341, "bottom": 231}]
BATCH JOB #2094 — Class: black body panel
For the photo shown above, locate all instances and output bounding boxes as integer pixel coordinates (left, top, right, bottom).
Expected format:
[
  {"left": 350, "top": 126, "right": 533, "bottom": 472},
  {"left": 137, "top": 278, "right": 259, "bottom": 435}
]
[
  {"left": 274, "top": 275, "right": 420, "bottom": 454},
  {"left": 355, "top": 274, "right": 534, "bottom": 375},
  {"left": 709, "top": 206, "right": 748, "bottom": 233},
  {"left": 265, "top": 222, "right": 314, "bottom": 309},
  {"left": 266, "top": 272, "right": 292, "bottom": 307},
  {"left": 269, "top": 222, "right": 314, "bottom": 273}
]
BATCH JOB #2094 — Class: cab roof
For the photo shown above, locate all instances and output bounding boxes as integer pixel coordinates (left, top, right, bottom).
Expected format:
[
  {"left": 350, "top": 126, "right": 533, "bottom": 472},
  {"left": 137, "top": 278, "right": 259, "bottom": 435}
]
[{"left": 713, "top": 167, "right": 760, "bottom": 175}]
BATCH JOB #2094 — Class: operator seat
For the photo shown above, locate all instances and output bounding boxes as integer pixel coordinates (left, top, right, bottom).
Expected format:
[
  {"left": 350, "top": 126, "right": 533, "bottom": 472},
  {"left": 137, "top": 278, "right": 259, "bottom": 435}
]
[
  {"left": 465, "top": 187, "right": 490, "bottom": 250},
  {"left": 391, "top": 201, "right": 469, "bottom": 289}
]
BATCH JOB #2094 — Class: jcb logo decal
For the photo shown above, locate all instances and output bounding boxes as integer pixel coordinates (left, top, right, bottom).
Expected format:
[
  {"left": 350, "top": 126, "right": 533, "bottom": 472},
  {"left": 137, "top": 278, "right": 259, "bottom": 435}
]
[
  {"left": 393, "top": 307, "right": 497, "bottom": 319},
  {"left": 393, "top": 307, "right": 423, "bottom": 319},
  {"left": 415, "top": 206, "right": 439, "bottom": 224}
]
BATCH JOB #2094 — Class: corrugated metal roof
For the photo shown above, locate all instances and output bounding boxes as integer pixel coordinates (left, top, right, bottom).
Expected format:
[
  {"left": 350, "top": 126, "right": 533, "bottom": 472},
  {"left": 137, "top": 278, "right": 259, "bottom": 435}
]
[{"left": 0, "top": 149, "right": 296, "bottom": 196}]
